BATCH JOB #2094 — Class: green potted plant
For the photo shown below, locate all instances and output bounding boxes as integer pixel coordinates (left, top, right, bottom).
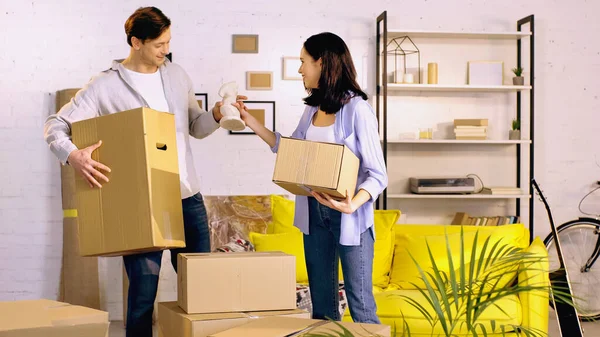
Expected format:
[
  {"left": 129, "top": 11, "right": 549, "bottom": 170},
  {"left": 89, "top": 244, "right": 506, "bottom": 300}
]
[
  {"left": 512, "top": 67, "right": 524, "bottom": 85},
  {"left": 510, "top": 118, "right": 520, "bottom": 140}
]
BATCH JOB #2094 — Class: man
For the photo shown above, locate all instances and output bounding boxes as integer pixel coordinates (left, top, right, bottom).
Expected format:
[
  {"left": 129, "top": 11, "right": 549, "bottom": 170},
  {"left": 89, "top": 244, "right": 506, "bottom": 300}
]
[{"left": 43, "top": 7, "right": 246, "bottom": 337}]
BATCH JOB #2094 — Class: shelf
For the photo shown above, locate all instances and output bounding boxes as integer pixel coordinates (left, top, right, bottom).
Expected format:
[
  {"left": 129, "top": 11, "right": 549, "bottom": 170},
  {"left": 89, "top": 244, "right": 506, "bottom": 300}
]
[
  {"left": 387, "top": 84, "right": 531, "bottom": 92},
  {"left": 386, "top": 140, "right": 531, "bottom": 145},
  {"left": 388, "top": 193, "right": 531, "bottom": 199},
  {"left": 387, "top": 30, "right": 531, "bottom": 40}
]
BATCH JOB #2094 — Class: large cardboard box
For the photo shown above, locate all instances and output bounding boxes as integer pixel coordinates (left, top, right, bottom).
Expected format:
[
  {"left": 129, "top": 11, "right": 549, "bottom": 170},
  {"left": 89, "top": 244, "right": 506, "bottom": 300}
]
[
  {"left": 178, "top": 252, "right": 296, "bottom": 314},
  {"left": 71, "top": 107, "right": 186, "bottom": 257},
  {"left": 272, "top": 137, "right": 359, "bottom": 199},
  {"left": 56, "top": 88, "right": 101, "bottom": 309},
  {"left": 0, "top": 299, "right": 109, "bottom": 337},
  {"left": 157, "top": 302, "right": 310, "bottom": 337},
  {"left": 208, "top": 316, "right": 391, "bottom": 337}
]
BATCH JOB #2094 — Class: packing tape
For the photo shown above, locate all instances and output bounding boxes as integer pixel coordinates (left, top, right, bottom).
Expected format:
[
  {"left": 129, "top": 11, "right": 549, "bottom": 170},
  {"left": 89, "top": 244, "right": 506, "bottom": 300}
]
[{"left": 63, "top": 209, "right": 78, "bottom": 218}]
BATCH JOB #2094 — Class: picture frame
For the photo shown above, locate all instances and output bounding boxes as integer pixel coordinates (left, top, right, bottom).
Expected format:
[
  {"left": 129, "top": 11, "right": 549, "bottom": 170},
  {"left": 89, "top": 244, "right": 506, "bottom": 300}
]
[
  {"left": 282, "top": 57, "right": 302, "bottom": 80},
  {"left": 246, "top": 71, "right": 273, "bottom": 90},
  {"left": 229, "top": 101, "right": 275, "bottom": 135},
  {"left": 232, "top": 34, "right": 259, "bottom": 53},
  {"left": 194, "top": 93, "right": 208, "bottom": 111},
  {"left": 467, "top": 61, "right": 504, "bottom": 86}
]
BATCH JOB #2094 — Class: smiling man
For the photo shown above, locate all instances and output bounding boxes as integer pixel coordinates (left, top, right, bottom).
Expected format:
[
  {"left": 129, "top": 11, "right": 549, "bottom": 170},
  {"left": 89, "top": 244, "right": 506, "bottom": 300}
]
[{"left": 43, "top": 6, "right": 246, "bottom": 337}]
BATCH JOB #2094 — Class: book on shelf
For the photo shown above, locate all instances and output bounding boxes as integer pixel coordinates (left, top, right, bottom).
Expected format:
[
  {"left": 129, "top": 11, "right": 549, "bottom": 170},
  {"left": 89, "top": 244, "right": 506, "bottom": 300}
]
[
  {"left": 481, "top": 187, "right": 523, "bottom": 195},
  {"left": 453, "top": 119, "right": 488, "bottom": 127},
  {"left": 454, "top": 119, "right": 488, "bottom": 140},
  {"left": 451, "top": 212, "right": 520, "bottom": 226}
]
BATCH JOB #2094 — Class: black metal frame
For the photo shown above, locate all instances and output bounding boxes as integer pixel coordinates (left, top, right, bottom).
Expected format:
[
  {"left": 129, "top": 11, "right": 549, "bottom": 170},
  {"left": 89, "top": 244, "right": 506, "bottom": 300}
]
[
  {"left": 518, "top": 15, "right": 535, "bottom": 242},
  {"left": 375, "top": 11, "right": 536, "bottom": 241}
]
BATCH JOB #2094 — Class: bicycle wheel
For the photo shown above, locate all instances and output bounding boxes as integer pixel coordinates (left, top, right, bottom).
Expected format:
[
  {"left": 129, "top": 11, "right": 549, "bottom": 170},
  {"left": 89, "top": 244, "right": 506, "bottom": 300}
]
[{"left": 544, "top": 218, "right": 600, "bottom": 321}]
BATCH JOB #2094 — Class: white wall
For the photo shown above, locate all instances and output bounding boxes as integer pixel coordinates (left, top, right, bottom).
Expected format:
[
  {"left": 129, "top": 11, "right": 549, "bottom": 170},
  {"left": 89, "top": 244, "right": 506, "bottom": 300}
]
[{"left": 1, "top": 0, "right": 599, "bottom": 320}]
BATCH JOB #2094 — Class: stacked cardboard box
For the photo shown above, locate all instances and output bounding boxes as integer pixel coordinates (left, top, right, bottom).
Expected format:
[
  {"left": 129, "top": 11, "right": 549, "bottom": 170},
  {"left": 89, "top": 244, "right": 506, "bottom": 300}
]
[{"left": 158, "top": 251, "right": 306, "bottom": 337}]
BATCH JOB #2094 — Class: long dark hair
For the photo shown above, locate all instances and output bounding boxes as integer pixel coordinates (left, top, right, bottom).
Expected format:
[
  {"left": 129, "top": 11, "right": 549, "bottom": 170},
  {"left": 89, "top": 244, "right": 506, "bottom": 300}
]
[{"left": 302, "top": 32, "right": 368, "bottom": 114}]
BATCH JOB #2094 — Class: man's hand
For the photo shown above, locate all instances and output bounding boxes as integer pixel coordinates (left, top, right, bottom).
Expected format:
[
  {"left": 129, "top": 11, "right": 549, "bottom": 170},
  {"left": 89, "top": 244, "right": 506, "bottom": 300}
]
[
  {"left": 212, "top": 95, "right": 248, "bottom": 122},
  {"left": 67, "top": 140, "right": 111, "bottom": 188}
]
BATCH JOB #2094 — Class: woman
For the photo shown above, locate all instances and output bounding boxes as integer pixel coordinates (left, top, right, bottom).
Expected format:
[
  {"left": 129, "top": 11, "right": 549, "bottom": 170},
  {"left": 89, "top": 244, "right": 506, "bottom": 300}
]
[{"left": 239, "top": 32, "right": 387, "bottom": 323}]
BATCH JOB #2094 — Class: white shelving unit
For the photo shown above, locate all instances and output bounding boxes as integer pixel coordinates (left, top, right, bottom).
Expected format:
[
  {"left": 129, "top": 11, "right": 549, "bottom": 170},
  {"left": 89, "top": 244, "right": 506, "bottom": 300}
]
[
  {"left": 388, "top": 83, "right": 531, "bottom": 92},
  {"left": 375, "top": 11, "right": 535, "bottom": 235},
  {"left": 387, "top": 194, "right": 531, "bottom": 199}
]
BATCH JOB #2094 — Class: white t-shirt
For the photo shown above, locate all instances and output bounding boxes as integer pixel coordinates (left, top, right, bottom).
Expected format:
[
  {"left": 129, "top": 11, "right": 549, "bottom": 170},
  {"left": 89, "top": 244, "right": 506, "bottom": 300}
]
[
  {"left": 124, "top": 68, "right": 199, "bottom": 199},
  {"left": 305, "top": 121, "right": 337, "bottom": 143},
  {"left": 124, "top": 68, "right": 169, "bottom": 113}
]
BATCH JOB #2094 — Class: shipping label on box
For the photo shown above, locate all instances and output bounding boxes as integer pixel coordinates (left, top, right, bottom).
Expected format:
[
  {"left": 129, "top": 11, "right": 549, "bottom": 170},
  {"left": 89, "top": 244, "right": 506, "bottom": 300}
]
[
  {"left": 272, "top": 137, "right": 359, "bottom": 199},
  {"left": 178, "top": 252, "right": 296, "bottom": 314},
  {"left": 71, "top": 107, "right": 185, "bottom": 257}
]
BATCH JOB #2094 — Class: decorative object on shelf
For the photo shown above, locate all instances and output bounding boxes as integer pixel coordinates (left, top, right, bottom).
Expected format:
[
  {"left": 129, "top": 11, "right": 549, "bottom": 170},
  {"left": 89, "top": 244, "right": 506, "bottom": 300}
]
[
  {"left": 232, "top": 34, "right": 259, "bottom": 53},
  {"left": 217, "top": 81, "right": 246, "bottom": 132},
  {"left": 509, "top": 118, "right": 521, "bottom": 140},
  {"left": 454, "top": 119, "right": 488, "bottom": 140},
  {"left": 386, "top": 36, "right": 421, "bottom": 84},
  {"left": 418, "top": 128, "right": 432, "bottom": 140},
  {"left": 246, "top": 71, "right": 273, "bottom": 90},
  {"left": 427, "top": 62, "right": 438, "bottom": 84},
  {"left": 194, "top": 93, "right": 208, "bottom": 111},
  {"left": 403, "top": 73, "right": 414, "bottom": 83},
  {"left": 512, "top": 66, "right": 524, "bottom": 85},
  {"left": 467, "top": 61, "right": 503, "bottom": 85},
  {"left": 282, "top": 57, "right": 302, "bottom": 80},
  {"left": 229, "top": 100, "right": 275, "bottom": 135}
]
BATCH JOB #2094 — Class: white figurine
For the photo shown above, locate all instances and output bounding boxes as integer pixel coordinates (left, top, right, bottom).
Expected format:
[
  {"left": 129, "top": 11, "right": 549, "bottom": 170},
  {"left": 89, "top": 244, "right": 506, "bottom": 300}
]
[{"left": 217, "top": 81, "right": 246, "bottom": 131}]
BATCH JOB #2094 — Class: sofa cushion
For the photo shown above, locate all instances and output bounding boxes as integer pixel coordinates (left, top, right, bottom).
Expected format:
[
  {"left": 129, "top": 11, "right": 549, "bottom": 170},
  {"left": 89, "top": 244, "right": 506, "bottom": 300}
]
[
  {"left": 351, "top": 289, "right": 522, "bottom": 335},
  {"left": 264, "top": 195, "right": 400, "bottom": 288},
  {"left": 249, "top": 231, "right": 308, "bottom": 284},
  {"left": 390, "top": 224, "right": 529, "bottom": 290}
]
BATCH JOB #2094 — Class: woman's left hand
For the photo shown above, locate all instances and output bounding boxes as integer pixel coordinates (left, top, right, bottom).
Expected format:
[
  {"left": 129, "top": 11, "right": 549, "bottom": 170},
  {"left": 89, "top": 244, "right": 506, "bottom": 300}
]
[{"left": 311, "top": 190, "right": 357, "bottom": 214}]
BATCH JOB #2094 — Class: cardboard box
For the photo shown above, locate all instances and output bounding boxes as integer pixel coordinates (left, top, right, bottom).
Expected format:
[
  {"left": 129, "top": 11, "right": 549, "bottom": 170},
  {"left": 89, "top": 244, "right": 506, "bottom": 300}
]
[
  {"left": 272, "top": 137, "right": 359, "bottom": 199},
  {"left": 158, "top": 302, "right": 310, "bottom": 337},
  {"left": 0, "top": 299, "right": 109, "bottom": 337},
  {"left": 71, "top": 107, "right": 186, "bottom": 257},
  {"left": 56, "top": 88, "right": 101, "bottom": 310},
  {"left": 208, "top": 316, "right": 391, "bottom": 337},
  {"left": 178, "top": 252, "right": 296, "bottom": 314}
]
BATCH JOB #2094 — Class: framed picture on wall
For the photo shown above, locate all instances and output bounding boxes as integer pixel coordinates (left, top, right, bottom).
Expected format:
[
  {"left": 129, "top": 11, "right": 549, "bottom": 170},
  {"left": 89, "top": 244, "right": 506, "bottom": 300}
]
[
  {"left": 230, "top": 101, "right": 275, "bottom": 135},
  {"left": 195, "top": 93, "right": 208, "bottom": 111},
  {"left": 282, "top": 57, "right": 302, "bottom": 80}
]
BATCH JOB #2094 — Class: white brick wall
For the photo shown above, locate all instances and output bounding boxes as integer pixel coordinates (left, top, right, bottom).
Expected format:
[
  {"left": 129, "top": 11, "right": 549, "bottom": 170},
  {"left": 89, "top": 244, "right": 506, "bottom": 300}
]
[{"left": 1, "top": 0, "right": 599, "bottom": 320}]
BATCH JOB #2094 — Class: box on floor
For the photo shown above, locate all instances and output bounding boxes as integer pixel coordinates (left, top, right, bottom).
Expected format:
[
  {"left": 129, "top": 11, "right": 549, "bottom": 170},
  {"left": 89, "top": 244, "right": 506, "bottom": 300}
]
[
  {"left": 158, "top": 302, "right": 310, "bottom": 337},
  {"left": 0, "top": 299, "right": 109, "bottom": 337}
]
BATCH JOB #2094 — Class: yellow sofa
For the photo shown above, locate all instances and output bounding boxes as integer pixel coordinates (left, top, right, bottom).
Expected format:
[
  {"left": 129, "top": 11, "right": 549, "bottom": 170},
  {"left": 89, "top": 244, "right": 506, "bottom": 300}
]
[{"left": 249, "top": 195, "right": 549, "bottom": 336}]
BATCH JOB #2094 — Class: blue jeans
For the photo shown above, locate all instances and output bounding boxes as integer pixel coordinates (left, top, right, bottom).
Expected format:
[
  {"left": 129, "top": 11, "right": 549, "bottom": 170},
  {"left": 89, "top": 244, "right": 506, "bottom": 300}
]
[
  {"left": 304, "top": 197, "right": 380, "bottom": 324},
  {"left": 123, "top": 192, "right": 210, "bottom": 337}
]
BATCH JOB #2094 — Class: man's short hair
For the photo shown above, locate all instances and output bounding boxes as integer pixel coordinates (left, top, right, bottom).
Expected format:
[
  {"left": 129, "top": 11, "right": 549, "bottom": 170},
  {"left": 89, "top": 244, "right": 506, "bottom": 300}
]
[{"left": 124, "top": 7, "right": 171, "bottom": 46}]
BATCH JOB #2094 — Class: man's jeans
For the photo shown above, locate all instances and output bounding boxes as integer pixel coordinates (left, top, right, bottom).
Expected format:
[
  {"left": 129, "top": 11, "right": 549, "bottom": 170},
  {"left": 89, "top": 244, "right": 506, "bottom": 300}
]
[
  {"left": 304, "top": 197, "right": 380, "bottom": 324},
  {"left": 123, "top": 192, "right": 210, "bottom": 337}
]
